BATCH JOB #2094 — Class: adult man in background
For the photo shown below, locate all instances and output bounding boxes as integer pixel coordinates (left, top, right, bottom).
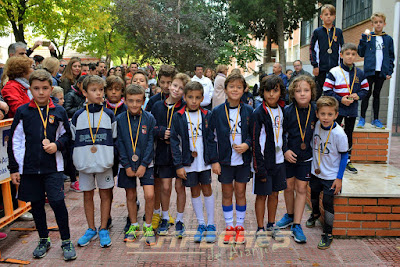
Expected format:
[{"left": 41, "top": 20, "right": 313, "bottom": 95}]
[{"left": 191, "top": 64, "right": 213, "bottom": 110}]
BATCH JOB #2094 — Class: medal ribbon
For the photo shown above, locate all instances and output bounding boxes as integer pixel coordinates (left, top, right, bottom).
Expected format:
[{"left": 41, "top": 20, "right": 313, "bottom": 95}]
[
  {"left": 317, "top": 123, "right": 334, "bottom": 170},
  {"left": 186, "top": 108, "right": 200, "bottom": 151},
  {"left": 295, "top": 104, "right": 311, "bottom": 144},
  {"left": 34, "top": 101, "right": 49, "bottom": 140},
  {"left": 324, "top": 26, "right": 336, "bottom": 50},
  {"left": 166, "top": 103, "right": 176, "bottom": 129},
  {"left": 225, "top": 103, "right": 240, "bottom": 143},
  {"left": 86, "top": 104, "right": 104, "bottom": 145},
  {"left": 339, "top": 66, "right": 357, "bottom": 95},
  {"left": 127, "top": 111, "right": 142, "bottom": 156},
  {"left": 264, "top": 102, "right": 281, "bottom": 145},
  {"left": 367, "top": 32, "right": 386, "bottom": 41}
]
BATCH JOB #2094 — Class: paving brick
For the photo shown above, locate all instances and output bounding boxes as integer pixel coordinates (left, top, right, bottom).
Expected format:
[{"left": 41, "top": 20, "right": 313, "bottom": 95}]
[
  {"left": 332, "top": 229, "right": 347, "bottom": 236},
  {"left": 376, "top": 230, "right": 400, "bottom": 237}
]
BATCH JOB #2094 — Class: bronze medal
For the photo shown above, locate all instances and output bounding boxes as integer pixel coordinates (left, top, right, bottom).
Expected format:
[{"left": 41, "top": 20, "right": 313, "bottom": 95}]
[
  {"left": 90, "top": 145, "right": 97, "bottom": 153},
  {"left": 191, "top": 151, "right": 198, "bottom": 158},
  {"left": 347, "top": 97, "right": 353, "bottom": 101},
  {"left": 327, "top": 48, "right": 332, "bottom": 54},
  {"left": 275, "top": 146, "right": 281, "bottom": 152},
  {"left": 315, "top": 168, "right": 321, "bottom": 175},
  {"left": 301, "top": 142, "right": 306, "bottom": 150},
  {"left": 132, "top": 154, "right": 139, "bottom": 162},
  {"left": 42, "top": 138, "right": 50, "bottom": 145}
]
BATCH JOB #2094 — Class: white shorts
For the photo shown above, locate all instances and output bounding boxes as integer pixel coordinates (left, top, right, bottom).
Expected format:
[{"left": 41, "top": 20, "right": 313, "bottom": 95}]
[{"left": 79, "top": 168, "right": 115, "bottom": 191}]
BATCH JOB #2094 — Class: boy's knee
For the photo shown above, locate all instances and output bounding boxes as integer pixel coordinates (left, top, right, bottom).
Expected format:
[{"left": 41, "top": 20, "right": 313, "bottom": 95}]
[
  {"left": 126, "top": 190, "right": 137, "bottom": 201},
  {"left": 144, "top": 191, "right": 155, "bottom": 202},
  {"left": 222, "top": 190, "right": 233, "bottom": 199},
  {"left": 256, "top": 195, "right": 267, "bottom": 201},
  {"left": 202, "top": 184, "right": 212, "bottom": 197}
]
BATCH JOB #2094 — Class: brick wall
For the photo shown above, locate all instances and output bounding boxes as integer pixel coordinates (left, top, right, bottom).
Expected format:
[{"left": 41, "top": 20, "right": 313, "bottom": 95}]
[
  {"left": 342, "top": 20, "right": 371, "bottom": 63},
  {"left": 300, "top": 45, "right": 310, "bottom": 63},
  {"left": 306, "top": 188, "right": 400, "bottom": 237},
  {"left": 352, "top": 131, "right": 389, "bottom": 162}
]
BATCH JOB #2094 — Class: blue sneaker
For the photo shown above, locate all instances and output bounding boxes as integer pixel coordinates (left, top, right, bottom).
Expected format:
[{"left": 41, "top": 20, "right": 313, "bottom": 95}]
[
  {"left": 175, "top": 221, "right": 185, "bottom": 238},
  {"left": 158, "top": 219, "right": 170, "bottom": 236},
  {"left": 373, "top": 119, "right": 384, "bottom": 129},
  {"left": 291, "top": 224, "right": 306, "bottom": 243},
  {"left": 205, "top": 224, "right": 217, "bottom": 243},
  {"left": 99, "top": 229, "right": 112, "bottom": 247},
  {"left": 194, "top": 224, "right": 206, "bottom": 243},
  {"left": 276, "top": 213, "right": 293, "bottom": 229},
  {"left": 77, "top": 228, "right": 97, "bottom": 247},
  {"left": 357, "top": 117, "right": 365, "bottom": 128}
]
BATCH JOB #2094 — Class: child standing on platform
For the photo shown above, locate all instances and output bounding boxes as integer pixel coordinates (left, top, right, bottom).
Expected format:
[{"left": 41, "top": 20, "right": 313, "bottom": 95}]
[
  {"left": 210, "top": 73, "right": 253, "bottom": 245},
  {"left": 151, "top": 73, "right": 190, "bottom": 237},
  {"left": 71, "top": 75, "right": 117, "bottom": 248},
  {"left": 116, "top": 84, "right": 156, "bottom": 246},
  {"left": 308, "top": 96, "right": 348, "bottom": 249},
  {"left": 276, "top": 75, "right": 317, "bottom": 243},
  {"left": 8, "top": 70, "right": 76, "bottom": 261},
  {"left": 170, "top": 81, "right": 218, "bottom": 243},
  {"left": 310, "top": 4, "right": 344, "bottom": 100},
  {"left": 357, "top": 12, "right": 395, "bottom": 129},
  {"left": 251, "top": 75, "right": 287, "bottom": 247},
  {"left": 323, "top": 43, "right": 369, "bottom": 174}
]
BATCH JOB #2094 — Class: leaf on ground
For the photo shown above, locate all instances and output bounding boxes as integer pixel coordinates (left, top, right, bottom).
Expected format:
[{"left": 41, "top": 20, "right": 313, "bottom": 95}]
[
  {"left": 18, "top": 234, "right": 29, "bottom": 238},
  {"left": 312, "top": 263, "right": 320, "bottom": 266},
  {"left": 21, "top": 240, "right": 28, "bottom": 244}
]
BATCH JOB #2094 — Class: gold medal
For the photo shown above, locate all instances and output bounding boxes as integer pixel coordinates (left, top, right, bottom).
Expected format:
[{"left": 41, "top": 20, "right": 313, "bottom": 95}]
[
  {"left": 301, "top": 142, "right": 306, "bottom": 150},
  {"left": 132, "top": 154, "right": 139, "bottom": 162},
  {"left": 295, "top": 105, "right": 311, "bottom": 152},
  {"left": 90, "top": 145, "right": 97, "bottom": 153},
  {"left": 327, "top": 48, "right": 332, "bottom": 54},
  {"left": 191, "top": 151, "right": 198, "bottom": 158},
  {"left": 225, "top": 103, "right": 240, "bottom": 148},
  {"left": 325, "top": 26, "right": 336, "bottom": 56},
  {"left": 86, "top": 104, "right": 104, "bottom": 151},
  {"left": 315, "top": 168, "right": 321, "bottom": 175},
  {"left": 42, "top": 138, "right": 50, "bottom": 145},
  {"left": 127, "top": 111, "right": 142, "bottom": 163},
  {"left": 186, "top": 108, "right": 200, "bottom": 158}
]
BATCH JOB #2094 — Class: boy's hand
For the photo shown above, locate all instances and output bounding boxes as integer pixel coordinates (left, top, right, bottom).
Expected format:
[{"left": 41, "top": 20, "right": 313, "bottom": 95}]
[
  {"left": 212, "top": 162, "right": 221, "bottom": 175},
  {"left": 0, "top": 101, "right": 9, "bottom": 114},
  {"left": 164, "top": 129, "right": 171, "bottom": 140},
  {"left": 234, "top": 143, "right": 249, "bottom": 154},
  {"left": 331, "top": 178, "right": 342, "bottom": 195},
  {"left": 43, "top": 143, "right": 57, "bottom": 154},
  {"left": 341, "top": 96, "right": 354, "bottom": 106},
  {"left": 313, "top": 67, "right": 319, "bottom": 77},
  {"left": 126, "top": 167, "right": 136, "bottom": 177},
  {"left": 135, "top": 165, "right": 146, "bottom": 178},
  {"left": 11, "top": 172, "right": 21, "bottom": 185},
  {"left": 0, "top": 112, "right": 4, "bottom": 120},
  {"left": 284, "top": 150, "right": 297, "bottom": 163},
  {"left": 349, "top": 93, "right": 360, "bottom": 101},
  {"left": 386, "top": 75, "right": 391, "bottom": 80},
  {"left": 176, "top": 167, "right": 187, "bottom": 180}
]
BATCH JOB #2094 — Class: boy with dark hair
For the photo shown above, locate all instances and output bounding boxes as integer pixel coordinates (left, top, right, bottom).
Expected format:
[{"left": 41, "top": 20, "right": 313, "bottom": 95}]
[
  {"left": 308, "top": 96, "right": 348, "bottom": 249},
  {"left": 8, "top": 69, "right": 76, "bottom": 260},
  {"left": 357, "top": 12, "right": 395, "bottom": 129},
  {"left": 210, "top": 73, "right": 253, "bottom": 244},
  {"left": 323, "top": 43, "right": 369, "bottom": 174},
  {"left": 170, "top": 81, "right": 218, "bottom": 242},
  {"left": 310, "top": 4, "right": 344, "bottom": 100},
  {"left": 71, "top": 75, "right": 117, "bottom": 248},
  {"left": 116, "top": 84, "right": 157, "bottom": 245}
]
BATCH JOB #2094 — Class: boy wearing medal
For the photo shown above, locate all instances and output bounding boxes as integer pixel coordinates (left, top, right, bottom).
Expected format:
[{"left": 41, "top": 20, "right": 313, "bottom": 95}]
[
  {"left": 357, "top": 12, "right": 395, "bottom": 129},
  {"left": 309, "top": 96, "right": 348, "bottom": 249},
  {"left": 210, "top": 73, "right": 253, "bottom": 244},
  {"left": 251, "top": 75, "right": 287, "bottom": 247},
  {"left": 276, "top": 75, "right": 317, "bottom": 243},
  {"left": 116, "top": 84, "right": 156, "bottom": 245},
  {"left": 71, "top": 75, "right": 117, "bottom": 248},
  {"left": 310, "top": 4, "right": 344, "bottom": 100},
  {"left": 8, "top": 70, "right": 76, "bottom": 260},
  {"left": 170, "top": 81, "right": 218, "bottom": 243},
  {"left": 323, "top": 43, "right": 369, "bottom": 174},
  {"left": 151, "top": 73, "right": 190, "bottom": 236}
]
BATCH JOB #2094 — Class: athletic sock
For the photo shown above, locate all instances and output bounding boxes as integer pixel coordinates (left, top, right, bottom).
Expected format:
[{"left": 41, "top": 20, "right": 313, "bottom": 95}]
[
  {"left": 131, "top": 222, "right": 139, "bottom": 227},
  {"left": 236, "top": 204, "right": 246, "bottom": 227},
  {"left": 154, "top": 209, "right": 161, "bottom": 215},
  {"left": 176, "top": 212, "right": 184, "bottom": 223},
  {"left": 145, "top": 223, "right": 151, "bottom": 228},
  {"left": 267, "top": 222, "right": 274, "bottom": 228},
  {"left": 222, "top": 204, "right": 234, "bottom": 227},
  {"left": 191, "top": 196, "right": 205, "bottom": 225},
  {"left": 204, "top": 194, "right": 215, "bottom": 226},
  {"left": 162, "top": 210, "right": 169, "bottom": 220}
]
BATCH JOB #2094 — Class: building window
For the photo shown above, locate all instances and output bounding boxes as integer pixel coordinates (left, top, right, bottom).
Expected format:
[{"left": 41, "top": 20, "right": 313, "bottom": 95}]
[
  {"left": 343, "top": 0, "right": 372, "bottom": 29},
  {"left": 301, "top": 19, "right": 313, "bottom": 46}
]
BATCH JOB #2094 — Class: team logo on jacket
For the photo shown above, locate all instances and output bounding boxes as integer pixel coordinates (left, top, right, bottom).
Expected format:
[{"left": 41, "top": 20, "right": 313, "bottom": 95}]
[
  {"left": 333, "top": 36, "right": 337, "bottom": 42},
  {"left": 355, "top": 77, "right": 359, "bottom": 83},
  {"left": 142, "top": 125, "right": 147, "bottom": 134},
  {"left": 49, "top": 115, "right": 55, "bottom": 124}
]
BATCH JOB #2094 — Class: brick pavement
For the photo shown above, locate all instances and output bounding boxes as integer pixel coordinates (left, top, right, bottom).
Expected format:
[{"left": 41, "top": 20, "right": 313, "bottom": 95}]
[{"left": 2, "top": 171, "right": 400, "bottom": 267}]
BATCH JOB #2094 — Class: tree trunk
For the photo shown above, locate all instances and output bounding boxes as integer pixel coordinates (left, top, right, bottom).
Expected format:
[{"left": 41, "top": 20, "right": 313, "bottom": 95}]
[
  {"left": 265, "top": 27, "right": 272, "bottom": 63},
  {"left": 276, "top": 3, "right": 286, "bottom": 72},
  {"left": 10, "top": 20, "right": 25, "bottom": 43}
]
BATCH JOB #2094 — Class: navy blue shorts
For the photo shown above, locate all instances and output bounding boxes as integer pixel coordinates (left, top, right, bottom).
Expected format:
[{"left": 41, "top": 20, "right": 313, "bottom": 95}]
[
  {"left": 18, "top": 172, "right": 65, "bottom": 202},
  {"left": 117, "top": 167, "right": 154, "bottom": 188},
  {"left": 309, "top": 175, "right": 335, "bottom": 197},
  {"left": 285, "top": 161, "right": 312, "bottom": 181},
  {"left": 156, "top": 165, "right": 177, "bottom": 179},
  {"left": 218, "top": 164, "right": 251, "bottom": 184},
  {"left": 253, "top": 163, "right": 287, "bottom": 196},
  {"left": 183, "top": 170, "right": 212, "bottom": 187}
]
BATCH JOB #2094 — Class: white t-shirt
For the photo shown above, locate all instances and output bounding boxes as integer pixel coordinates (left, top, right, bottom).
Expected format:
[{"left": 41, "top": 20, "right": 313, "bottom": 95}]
[
  {"left": 311, "top": 121, "right": 348, "bottom": 180},
  {"left": 228, "top": 107, "right": 244, "bottom": 166},
  {"left": 184, "top": 111, "right": 210, "bottom": 173},
  {"left": 375, "top": 36, "right": 384, "bottom": 71},
  {"left": 192, "top": 75, "right": 214, "bottom": 107},
  {"left": 267, "top": 106, "right": 284, "bottom": 164}
]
